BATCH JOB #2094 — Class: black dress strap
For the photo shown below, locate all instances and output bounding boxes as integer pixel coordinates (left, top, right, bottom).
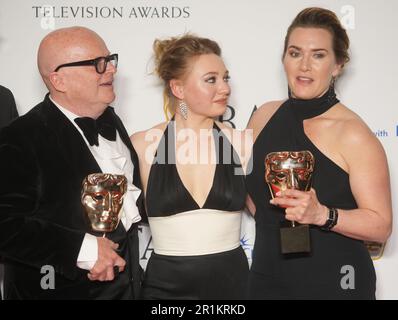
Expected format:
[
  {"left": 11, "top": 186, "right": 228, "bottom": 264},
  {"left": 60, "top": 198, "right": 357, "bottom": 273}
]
[{"left": 145, "top": 120, "right": 246, "bottom": 217}]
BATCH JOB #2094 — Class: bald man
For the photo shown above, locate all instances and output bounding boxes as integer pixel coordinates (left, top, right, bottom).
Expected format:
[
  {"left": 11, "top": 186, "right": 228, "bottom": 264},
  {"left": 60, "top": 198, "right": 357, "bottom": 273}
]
[{"left": 0, "top": 27, "right": 145, "bottom": 300}]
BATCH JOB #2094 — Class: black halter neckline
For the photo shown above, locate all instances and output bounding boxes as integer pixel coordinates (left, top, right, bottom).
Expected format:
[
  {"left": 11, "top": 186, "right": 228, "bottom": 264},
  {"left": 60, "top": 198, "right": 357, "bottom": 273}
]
[{"left": 288, "top": 86, "right": 339, "bottom": 120}]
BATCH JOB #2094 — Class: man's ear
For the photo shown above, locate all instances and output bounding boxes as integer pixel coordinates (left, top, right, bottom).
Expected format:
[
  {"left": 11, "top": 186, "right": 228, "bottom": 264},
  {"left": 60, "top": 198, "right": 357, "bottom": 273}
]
[
  {"left": 48, "top": 72, "right": 67, "bottom": 92},
  {"left": 169, "top": 79, "right": 184, "bottom": 100}
]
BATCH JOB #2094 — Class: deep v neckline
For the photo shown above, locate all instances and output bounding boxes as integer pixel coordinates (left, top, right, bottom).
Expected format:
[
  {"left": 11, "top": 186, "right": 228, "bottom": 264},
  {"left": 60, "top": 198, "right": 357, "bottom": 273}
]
[
  {"left": 172, "top": 120, "right": 219, "bottom": 210},
  {"left": 145, "top": 118, "right": 247, "bottom": 217}
]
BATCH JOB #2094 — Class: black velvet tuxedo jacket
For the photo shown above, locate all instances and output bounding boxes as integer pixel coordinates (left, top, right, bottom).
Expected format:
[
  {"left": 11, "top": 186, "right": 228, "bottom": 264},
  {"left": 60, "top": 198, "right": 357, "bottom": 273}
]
[
  {"left": 0, "top": 85, "right": 18, "bottom": 128},
  {"left": 0, "top": 94, "right": 144, "bottom": 299}
]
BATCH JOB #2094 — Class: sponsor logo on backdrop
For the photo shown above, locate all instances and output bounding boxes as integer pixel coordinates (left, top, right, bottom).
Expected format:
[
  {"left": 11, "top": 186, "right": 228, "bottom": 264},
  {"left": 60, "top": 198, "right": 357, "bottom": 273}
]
[
  {"left": 218, "top": 105, "right": 236, "bottom": 128},
  {"left": 373, "top": 129, "right": 389, "bottom": 138},
  {"left": 32, "top": 5, "right": 190, "bottom": 19},
  {"left": 373, "top": 125, "right": 398, "bottom": 140},
  {"left": 240, "top": 234, "right": 253, "bottom": 264},
  {"left": 219, "top": 104, "right": 258, "bottom": 128},
  {"left": 138, "top": 225, "right": 154, "bottom": 264}
]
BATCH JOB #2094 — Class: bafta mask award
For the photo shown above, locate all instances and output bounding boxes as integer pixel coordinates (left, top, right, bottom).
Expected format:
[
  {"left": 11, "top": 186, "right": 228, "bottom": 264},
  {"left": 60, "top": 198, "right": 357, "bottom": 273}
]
[
  {"left": 265, "top": 151, "right": 315, "bottom": 254},
  {"left": 81, "top": 173, "right": 127, "bottom": 237}
]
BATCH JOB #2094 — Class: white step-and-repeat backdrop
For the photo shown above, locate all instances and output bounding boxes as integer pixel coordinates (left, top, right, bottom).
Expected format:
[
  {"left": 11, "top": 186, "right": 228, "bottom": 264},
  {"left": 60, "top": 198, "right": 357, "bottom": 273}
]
[{"left": 0, "top": 0, "right": 396, "bottom": 299}]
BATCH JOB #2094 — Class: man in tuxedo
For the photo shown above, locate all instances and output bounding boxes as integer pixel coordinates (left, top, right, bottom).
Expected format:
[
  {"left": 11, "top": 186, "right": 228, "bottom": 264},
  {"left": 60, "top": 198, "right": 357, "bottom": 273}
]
[
  {"left": 0, "top": 85, "right": 18, "bottom": 127},
  {"left": 0, "top": 27, "right": 144, "bottom": 299}
]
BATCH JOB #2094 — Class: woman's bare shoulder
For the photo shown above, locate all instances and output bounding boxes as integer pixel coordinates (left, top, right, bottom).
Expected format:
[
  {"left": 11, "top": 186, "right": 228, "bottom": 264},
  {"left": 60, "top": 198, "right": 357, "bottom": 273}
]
[
  {"left": 130, "top": 122, "right": 168, "bottom": 152},
  {"left": 331, "top": 104, "right": 372, "bottom": 137},
  {"left": 247, "top": 100, "right": 285, "bottom": 141},
  {"left": 331, "top": 103, "right": 382, "bottom": 153}
]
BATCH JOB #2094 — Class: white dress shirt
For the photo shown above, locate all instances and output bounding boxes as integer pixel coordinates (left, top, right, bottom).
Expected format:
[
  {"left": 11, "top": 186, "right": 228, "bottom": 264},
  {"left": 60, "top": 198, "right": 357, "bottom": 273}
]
[{"left": 50, "top": 96, "right": 141, "bottom": 270}]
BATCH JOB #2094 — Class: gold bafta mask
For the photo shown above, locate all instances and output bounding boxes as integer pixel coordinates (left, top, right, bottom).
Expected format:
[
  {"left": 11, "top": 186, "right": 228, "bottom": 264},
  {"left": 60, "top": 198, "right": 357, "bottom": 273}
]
[
  {"left": 81, "top": 173, "right": 127, "bottom": 233},
  {"left": 265, "top": 151, "right": 315, "bottom": 198},
  {"left": 265, "top": 150, "right": 315, "bottom": 254}
]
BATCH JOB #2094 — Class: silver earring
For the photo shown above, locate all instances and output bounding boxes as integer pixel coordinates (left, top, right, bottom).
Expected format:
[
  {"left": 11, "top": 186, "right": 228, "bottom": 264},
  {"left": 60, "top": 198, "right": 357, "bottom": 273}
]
[
  {"left": 327, "top": 77, "right": 336, "bottom": 102},
  {"left": 330, "top": 76, "right": 336, "bottom": 89},
  {"left": 179, "top": 101, "right": 188, "bottom": 120}
]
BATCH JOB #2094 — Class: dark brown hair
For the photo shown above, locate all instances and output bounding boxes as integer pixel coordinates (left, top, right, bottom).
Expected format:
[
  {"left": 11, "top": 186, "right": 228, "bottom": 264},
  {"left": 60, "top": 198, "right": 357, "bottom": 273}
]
[
  {"left": 153, "top": 34, "right": 221, "bottom": 118},
  {"left": 283, "top": 7, "right": 350, "bottom": 66}
]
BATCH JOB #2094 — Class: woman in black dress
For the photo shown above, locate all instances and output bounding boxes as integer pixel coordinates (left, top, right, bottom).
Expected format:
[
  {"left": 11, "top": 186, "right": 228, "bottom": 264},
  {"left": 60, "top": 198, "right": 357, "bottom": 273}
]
[
  {"left": 131, "top": 34, "right": 250, "bottom": 299},
  {"left": 245, "top": 7, "right": 392, "bottom": 299}
]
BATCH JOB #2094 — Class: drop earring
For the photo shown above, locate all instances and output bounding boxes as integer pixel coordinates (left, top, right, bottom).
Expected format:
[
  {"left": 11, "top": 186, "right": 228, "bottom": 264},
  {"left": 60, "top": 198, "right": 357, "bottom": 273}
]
[
  {"left": 179, "top": 101, "right": 188, "bottom": 120},
  {"left": 328, "top": 76, "right": 336, "bottom": 102},
  {"left": 330, "top": 76, "right": 336, "bottom": 90}
]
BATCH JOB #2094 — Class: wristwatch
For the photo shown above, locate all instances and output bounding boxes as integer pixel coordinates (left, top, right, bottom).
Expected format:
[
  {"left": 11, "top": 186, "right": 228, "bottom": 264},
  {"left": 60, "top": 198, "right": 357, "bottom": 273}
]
[{"left": 320, "top": 207, "right": 339, "bottom": 231}]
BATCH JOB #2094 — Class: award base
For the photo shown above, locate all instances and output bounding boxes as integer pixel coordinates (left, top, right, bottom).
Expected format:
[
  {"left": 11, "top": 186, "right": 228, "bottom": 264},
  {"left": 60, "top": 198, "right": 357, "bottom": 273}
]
[{"left": 280, "top": 223, "right": 311, "bottom": 254}]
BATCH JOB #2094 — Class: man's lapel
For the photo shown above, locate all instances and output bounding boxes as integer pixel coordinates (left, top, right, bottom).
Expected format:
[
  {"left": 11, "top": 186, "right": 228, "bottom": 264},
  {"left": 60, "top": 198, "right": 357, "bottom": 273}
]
[
  {"left": 41, "top": 97, "right": 145, "bottom": 219},
  {"left": 41, "top": 94, "right": 102, "bottom": 176}
]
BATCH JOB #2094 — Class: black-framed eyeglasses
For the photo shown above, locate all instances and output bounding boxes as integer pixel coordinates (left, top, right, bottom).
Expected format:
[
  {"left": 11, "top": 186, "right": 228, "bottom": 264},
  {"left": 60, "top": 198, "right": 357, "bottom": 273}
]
[{"left": 54, "top": 53, "right": 118, "bottom": 74}]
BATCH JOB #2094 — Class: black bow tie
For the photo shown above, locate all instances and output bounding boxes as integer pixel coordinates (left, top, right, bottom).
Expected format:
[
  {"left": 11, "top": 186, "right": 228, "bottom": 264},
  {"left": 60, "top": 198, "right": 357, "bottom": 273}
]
[{"left": 74, "top": 107, "right": 117, "bottom": 146}]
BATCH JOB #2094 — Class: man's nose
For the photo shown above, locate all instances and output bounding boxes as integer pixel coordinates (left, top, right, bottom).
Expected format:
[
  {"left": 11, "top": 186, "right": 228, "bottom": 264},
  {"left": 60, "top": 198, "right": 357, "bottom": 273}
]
[{"left": 105, "top": 60, "right": 117, "bottom": 74}]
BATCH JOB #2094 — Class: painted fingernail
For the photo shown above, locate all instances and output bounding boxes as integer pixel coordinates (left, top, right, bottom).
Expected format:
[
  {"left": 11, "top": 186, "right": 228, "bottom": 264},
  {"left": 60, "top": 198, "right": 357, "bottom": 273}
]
[{"left": 276, "top": 191, "right": 281, "bottom": 197}]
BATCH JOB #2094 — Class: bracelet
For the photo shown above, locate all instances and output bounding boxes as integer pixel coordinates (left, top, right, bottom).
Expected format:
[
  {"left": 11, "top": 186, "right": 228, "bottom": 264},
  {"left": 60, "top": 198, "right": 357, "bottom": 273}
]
[{"left": 320, "top": 207, "right": 339, "bottom": 231}]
